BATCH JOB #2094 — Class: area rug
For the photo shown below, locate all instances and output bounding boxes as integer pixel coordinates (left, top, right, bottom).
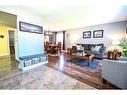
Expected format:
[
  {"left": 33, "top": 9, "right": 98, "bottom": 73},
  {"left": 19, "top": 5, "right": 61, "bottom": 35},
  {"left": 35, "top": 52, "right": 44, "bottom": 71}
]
[
  {"left": 0, "top": 64, "right": 96, "bottom": 89},
  {"left": 71, "top": 58, "right": 98, "bottom": 69}
]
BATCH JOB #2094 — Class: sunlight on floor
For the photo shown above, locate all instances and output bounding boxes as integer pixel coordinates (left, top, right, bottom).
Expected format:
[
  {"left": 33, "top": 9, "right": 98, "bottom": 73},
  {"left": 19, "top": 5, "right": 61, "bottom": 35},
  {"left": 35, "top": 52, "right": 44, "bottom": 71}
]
[{"left": 59, "top": 54, "right": 65, "bottom": 70}]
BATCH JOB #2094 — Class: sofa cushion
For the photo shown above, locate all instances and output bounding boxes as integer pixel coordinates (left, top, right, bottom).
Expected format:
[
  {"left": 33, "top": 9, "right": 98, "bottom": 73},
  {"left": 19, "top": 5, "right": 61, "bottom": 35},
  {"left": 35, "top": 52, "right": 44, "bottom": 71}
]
[
  {"left": 91, "top": 46, "right": 106, "bottom": 59},
  {"left": 99, "top": 47, "right": 106, "bottom": 54},
  {"left": 84, "top": 50, "right": 91, "bottom": 53},
  {"left": 83, "top": 45, "right": 89, "bottom": 50},
  {"left": 89, "top": 45, "right": 96, "bottom": 50},
  {"left": 92, "top": 50, "right": 101, "bottom": 55},
  {"left": 72, "top": 46, "right": 84, "bottom": 53},
  {"left": 91, "top": 47, "right": 95, "bottom": 52}
]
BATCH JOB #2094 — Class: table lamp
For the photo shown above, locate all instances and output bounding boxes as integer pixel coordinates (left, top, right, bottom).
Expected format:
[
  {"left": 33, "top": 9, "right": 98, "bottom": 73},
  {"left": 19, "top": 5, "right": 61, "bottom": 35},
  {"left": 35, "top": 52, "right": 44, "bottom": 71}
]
[
  {"left": 70, "top": 40, "right": 75, "bottom": 46},
  {"left": 112, "top": 40, "right": 120, "bottom": 51}
]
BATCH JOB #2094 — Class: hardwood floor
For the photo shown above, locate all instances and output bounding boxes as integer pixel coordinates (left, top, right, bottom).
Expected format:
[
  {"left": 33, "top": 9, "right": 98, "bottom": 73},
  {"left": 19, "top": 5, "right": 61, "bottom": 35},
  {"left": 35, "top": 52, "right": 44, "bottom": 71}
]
[{"left": 46, "top": 53, "right": 119, "bottom": 89}]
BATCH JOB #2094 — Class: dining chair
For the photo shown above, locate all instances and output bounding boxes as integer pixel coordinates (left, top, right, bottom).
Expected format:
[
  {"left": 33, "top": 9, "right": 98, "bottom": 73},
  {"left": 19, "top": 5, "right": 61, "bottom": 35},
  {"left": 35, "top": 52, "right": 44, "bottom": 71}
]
[
  {"left": 57, "top": 42, "right": 61, "bottom": 53},
  {"left": 45, "top": 41, "right": 51, "bottom": 53}
]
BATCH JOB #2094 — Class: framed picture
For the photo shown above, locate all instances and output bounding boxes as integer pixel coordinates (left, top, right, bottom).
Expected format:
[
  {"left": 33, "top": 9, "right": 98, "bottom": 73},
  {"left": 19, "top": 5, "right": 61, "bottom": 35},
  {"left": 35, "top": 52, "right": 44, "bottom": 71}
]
[
  {"left": 83, "top": 31, "right": 91, "bottom": 38},
  {"left": 93, "top": 30, "right": 103, "bottom": 38},
  {"left": 19, "top": 21, "right": 43, "bottom": 34}
]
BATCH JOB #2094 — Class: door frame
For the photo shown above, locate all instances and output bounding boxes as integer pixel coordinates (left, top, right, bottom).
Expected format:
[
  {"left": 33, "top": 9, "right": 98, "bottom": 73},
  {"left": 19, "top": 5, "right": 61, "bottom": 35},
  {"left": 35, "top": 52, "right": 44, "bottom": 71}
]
[{"left": 7, "top": 28, "right": 16, "bottom": 55}]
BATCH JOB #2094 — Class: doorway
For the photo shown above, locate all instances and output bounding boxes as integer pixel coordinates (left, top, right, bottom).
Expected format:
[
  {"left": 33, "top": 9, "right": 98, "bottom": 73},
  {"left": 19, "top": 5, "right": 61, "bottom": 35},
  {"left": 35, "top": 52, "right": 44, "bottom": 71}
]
[{"left": 8, "top": 30, "right": 15, "bottom": 55}]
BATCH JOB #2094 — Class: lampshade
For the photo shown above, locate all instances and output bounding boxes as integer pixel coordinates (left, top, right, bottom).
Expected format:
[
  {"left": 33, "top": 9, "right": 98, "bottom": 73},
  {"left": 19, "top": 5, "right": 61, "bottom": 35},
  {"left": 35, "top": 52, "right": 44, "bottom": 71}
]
[
  {"left": 70, "top": 40, "right": 76, "bottom": 46},
  {"left": 45, "top": 31, "right": 52, "bottom": 35},
  {"left": 112, "top": 40, "right": 120, "bottom": 45}
]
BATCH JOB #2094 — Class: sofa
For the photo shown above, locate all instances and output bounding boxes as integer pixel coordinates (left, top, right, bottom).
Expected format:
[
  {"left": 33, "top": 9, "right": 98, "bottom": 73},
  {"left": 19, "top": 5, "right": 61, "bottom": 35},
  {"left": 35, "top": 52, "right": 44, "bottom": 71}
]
[
  {"left": 102, "top": 59, "right": 127, "bottom": 89},
  {"left": 71, "top": 43, "right": 106, "bottom": 59}
]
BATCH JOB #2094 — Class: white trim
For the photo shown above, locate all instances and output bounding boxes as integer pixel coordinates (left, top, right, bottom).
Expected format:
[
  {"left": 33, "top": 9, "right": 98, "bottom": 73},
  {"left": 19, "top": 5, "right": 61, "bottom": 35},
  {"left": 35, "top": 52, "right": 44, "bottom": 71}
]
[
  {"left": 7, "top": 29, "right": 10, "bottom": 55},
  {"left": 7, "top": 29, "right": 16, "bottom": 55}
]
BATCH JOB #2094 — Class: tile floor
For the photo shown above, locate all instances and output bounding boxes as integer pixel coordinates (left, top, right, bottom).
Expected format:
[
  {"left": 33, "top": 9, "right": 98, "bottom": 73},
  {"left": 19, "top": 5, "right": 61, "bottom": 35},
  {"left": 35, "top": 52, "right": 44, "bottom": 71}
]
[{"left": 0, "top": 55, "right": 95, "bottom": 89}]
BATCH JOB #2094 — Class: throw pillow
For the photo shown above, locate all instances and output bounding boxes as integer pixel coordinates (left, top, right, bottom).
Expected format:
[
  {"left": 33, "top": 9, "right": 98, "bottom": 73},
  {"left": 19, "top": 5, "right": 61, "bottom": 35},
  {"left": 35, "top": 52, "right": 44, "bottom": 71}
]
[
  {"left": 99, "top": 47, "right": 106, "bottom": 54},
  {"left": 76, "top": 45, "right": 81, "bottom": 50},
  {"left": 91, "top": 46, "right": 102, "bottom": 54},
  {"left": 94, "top": 46, "right": 102, "bottom": 51},
  {"left": 93, "top": 50, "right": 100, "bottom": 54},
  {"left": 91, "top": 47, "right": 95, "bottom": 52},
  {"left": 80, "top": 46, "right": 84, "bottom": 50}
]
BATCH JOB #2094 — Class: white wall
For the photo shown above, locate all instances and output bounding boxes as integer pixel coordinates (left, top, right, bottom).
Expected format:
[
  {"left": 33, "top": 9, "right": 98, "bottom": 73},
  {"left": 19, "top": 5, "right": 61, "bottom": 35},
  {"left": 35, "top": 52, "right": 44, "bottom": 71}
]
[
  {"left": 56, "top": 32, "right": 63, "bottom": 43},
  {"left": 65, "top": 21, "right": 127, "bottom": 50},
  {"left": 17, "top": 16, "right": 44, "bottom": 57},
  {"left": 56, "top": 32, "right": 63, "bottom": 48}
]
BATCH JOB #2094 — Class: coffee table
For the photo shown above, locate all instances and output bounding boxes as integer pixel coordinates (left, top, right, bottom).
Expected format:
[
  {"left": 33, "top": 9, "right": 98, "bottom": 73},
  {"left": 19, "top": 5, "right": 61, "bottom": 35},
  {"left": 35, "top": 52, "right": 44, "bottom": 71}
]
[{"left": 71, "top": 53, "right": 94, "bottom": 66}]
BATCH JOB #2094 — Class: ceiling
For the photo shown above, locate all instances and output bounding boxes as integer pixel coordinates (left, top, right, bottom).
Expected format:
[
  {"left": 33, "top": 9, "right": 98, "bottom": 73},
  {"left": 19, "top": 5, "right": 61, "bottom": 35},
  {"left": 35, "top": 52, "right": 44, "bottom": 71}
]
[
  {"left": 0, "top": 11, "right": 16, "bottom": 28},
  {"left": 0, "top": 5, "right": 127, "bottom": 31},
  {"left": 22, "top": 5, "right": 127, "bottom": 31}
]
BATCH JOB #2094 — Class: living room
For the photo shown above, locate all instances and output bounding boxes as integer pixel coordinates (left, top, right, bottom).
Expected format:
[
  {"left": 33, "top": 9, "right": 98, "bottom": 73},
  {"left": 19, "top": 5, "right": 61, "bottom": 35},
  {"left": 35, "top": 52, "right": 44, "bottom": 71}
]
[
  {"left": 46, "top": 16, "right": 127, "bottom": 89},
  {"left": 0, "top": 3, "right": 127, "bottom": 93}
]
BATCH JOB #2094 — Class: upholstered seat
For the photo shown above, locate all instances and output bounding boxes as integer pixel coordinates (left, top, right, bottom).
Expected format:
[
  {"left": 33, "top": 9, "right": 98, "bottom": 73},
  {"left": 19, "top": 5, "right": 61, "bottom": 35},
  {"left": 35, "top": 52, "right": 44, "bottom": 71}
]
[
  {"left": 102, "top": 59, "right": 127, "bottom": 89},
  {"left": 119, "top": 56, "right": 127, "bottom": 61}
]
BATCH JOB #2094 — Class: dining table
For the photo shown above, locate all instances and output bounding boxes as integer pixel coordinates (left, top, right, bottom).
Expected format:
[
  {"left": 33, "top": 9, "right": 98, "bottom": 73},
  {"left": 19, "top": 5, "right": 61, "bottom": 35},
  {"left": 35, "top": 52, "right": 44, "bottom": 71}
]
[{"left": 49, "top": 44, "right": 58, "bottom": 54}]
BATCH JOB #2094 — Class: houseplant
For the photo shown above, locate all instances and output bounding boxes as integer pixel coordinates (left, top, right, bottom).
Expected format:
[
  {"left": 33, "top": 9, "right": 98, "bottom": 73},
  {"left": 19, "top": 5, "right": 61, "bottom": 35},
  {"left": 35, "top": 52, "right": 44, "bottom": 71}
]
[{"left": 119, "top": 40, "right": 127, "bottom": 56}]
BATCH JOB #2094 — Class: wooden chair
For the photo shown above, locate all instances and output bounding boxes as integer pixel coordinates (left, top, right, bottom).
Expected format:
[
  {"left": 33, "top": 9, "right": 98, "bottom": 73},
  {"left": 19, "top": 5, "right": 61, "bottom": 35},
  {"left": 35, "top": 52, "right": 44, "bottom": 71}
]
[
  {"left": 45, "top": 41, "right": 51, "bottom": 53},
  {"left": 57, "top": 42, "right": 61, "bottom": 53}
]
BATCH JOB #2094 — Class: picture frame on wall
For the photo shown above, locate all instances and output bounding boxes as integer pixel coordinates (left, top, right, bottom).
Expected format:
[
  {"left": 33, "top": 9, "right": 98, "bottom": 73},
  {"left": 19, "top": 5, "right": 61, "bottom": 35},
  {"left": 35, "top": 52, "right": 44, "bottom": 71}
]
[
  {"left": 19, "top": 21, "right": 43, "bottom": 34},
  {"left": 83, "top": 31, "right": 91, "bottom": 38},
  {"left": 93, "top": 30, "right": 103, "bottom": 38}
]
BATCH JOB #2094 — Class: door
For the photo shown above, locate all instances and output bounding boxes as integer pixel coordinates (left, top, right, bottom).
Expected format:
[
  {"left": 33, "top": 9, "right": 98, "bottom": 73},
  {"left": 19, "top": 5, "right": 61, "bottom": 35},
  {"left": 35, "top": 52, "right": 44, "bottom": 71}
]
[{"left": 8, "top": 30, "right": 15, "bottom": 54}]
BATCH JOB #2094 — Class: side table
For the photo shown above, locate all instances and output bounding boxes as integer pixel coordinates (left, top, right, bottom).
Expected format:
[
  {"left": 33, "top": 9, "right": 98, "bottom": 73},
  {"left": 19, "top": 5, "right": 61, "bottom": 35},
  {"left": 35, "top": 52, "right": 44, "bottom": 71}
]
[{"left": 107, "top": 51, "right": 122, "bottom": 60}]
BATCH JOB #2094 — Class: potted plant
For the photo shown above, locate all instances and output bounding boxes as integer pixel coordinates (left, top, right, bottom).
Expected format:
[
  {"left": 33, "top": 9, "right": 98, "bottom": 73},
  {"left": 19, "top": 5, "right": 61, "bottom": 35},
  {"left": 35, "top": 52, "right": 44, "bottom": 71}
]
[{"left": 119, "top": 41, "right": 127, "bottom": 56}]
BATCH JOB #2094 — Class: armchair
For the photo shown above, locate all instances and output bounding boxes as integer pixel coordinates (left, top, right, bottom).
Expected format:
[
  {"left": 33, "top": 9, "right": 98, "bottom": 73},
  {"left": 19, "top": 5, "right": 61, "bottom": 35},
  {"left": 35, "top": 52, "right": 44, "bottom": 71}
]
[{"left": 102, "top": 60, "right": 127, "bottom": 89}]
